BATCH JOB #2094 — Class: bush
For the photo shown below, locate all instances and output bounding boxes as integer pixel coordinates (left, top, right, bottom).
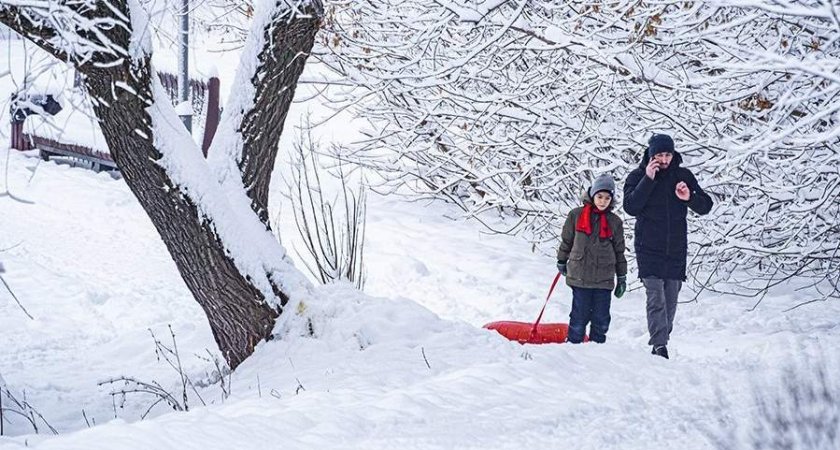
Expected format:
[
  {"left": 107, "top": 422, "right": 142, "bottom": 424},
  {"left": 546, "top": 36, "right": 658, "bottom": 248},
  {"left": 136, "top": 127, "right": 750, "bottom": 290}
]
[{"left": 709, "top": 356, "right": 839, "bottom": 450}]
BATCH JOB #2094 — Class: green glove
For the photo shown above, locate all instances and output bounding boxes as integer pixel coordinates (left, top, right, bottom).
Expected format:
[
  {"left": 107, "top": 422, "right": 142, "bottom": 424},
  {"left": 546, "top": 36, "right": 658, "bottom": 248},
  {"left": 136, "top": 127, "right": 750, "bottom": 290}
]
[
  {"left": 556, "top": 260, "right": 567, "bottom": 276},
  {"left": 614, "top": 275, "right": 626, "bottom": 298}
]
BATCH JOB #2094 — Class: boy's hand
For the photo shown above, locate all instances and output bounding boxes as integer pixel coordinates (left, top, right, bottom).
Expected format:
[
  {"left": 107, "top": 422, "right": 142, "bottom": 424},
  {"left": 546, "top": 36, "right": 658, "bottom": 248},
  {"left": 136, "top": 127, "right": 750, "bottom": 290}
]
[
  {"left": 676, "top": 181, "right": 691, "bottom": 201},
  {"left": 556, "top": 261, "right": 567, "bottom": 276},
  {"left": 614, "top": 276, "right": 626, "bottom": 298}
]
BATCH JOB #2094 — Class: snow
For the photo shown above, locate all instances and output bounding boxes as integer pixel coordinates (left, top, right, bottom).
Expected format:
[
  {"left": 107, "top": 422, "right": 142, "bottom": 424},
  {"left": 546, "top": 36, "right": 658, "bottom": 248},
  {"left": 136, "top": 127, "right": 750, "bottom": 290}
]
[
  {"left": 148, "top": 75, "right": 311, "bottom": 310},
  {"left": 0, "top": 49, "right": 105, "bottom": 151},
  {"left": 173, "top": 100, "right": 192, "bottom": 116},
  {"left": 1, "top": 142, "right": 839, "bottom": 448},
  {"left": 23, "top": 95, "right": 109, "bottom": 153},
  {"left": 127, "top": 0, "right": 153, "bottom": 62},
  {"left": 1, "top": 6, "right": 839, "bottom": 450},
  {"left": 440, "top": 0, "right": 510, "bottom": 23},
  {"left": 0, "top": 40, "right": 222, "bottom": 158},
  {"left": 543, "top": 26, "right": 571, "bottom": 46}
]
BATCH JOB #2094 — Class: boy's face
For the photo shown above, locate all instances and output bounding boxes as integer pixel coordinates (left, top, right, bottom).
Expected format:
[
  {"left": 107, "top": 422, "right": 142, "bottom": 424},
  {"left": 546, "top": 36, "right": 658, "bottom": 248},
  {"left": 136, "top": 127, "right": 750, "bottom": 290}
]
[
  {"left": 593, "top": 191, "right": 612, "bottom": 211},
  {"left": 653, "top": 152, "right": 674, "bottom": 169}
]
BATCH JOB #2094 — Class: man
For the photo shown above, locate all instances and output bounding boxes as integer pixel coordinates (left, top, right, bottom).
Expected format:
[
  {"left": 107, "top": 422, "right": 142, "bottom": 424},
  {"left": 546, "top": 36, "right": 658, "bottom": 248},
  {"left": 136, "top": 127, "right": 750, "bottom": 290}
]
[{"left": 623, "top": 134, "right": 713, "bottom": 359}]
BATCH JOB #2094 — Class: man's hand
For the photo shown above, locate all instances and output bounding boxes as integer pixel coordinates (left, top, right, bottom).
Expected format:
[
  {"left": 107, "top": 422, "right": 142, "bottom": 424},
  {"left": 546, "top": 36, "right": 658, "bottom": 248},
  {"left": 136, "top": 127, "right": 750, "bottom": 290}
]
[
  {"left": 614, "top": 276, "right": 626, "bottom": 298},
  {"left": 676, "top": 181, "right": 691, "bottom": 201},
  {"left": 645, "top": 159, "right": 660, "bottom": 180},
  {"left": 556, "top": 261, "right": 567, "bottom": 276}
]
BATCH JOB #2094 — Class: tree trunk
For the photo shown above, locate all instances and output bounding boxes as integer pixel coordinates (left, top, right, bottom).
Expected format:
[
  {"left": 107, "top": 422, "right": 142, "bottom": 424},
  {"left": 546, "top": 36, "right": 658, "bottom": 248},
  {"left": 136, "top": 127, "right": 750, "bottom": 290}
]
[{"left": 84, "top": 63, "right": 279, "bottom": 370}]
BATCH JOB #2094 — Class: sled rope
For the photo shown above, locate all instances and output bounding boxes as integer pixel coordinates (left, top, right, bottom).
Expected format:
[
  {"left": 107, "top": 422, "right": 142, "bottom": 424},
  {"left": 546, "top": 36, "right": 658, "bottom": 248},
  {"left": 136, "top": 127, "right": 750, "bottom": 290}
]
[{"left": 529, "top": 272, "right": 562, "bottom": 338}]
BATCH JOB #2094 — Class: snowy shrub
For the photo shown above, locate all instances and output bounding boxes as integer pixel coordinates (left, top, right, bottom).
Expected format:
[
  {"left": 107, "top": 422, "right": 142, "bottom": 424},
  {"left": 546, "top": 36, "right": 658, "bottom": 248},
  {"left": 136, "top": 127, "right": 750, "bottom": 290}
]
[
  {"left": 709, "top": 357, "right": 840, "bottom": 449},
  {"left": 317, "top": 0, "right": 840, "bottom": 299},
  {"left": 0, "top": 385, "right": 57, "bottom": 436},
  {"left": 98, "top": 327, "right": 217, "bottom": 419},
  {"left": 281, "top": 121, "right": 367, "bottom": 290}
]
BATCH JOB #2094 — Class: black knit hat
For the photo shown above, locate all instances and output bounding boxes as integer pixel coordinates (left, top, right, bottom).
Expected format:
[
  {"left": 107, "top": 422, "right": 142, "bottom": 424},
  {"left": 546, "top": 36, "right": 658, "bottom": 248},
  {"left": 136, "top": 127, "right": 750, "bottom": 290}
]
[{"left": 648, "top": 134, "right": 674, "bottom": 158}]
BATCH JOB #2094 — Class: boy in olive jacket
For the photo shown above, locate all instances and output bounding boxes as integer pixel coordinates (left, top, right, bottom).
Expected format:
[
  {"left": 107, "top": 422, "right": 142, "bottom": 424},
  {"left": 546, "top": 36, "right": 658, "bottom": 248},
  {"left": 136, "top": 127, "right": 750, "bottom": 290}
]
[{"left": 556, "top": 174, "right": 627, "bottom": 343}]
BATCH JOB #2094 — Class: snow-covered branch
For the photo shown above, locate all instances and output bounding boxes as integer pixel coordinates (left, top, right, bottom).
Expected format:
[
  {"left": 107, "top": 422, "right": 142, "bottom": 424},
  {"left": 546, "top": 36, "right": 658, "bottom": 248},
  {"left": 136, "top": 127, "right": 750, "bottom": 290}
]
[{"left": 319, "top": 0, "right": 840, "bottom": 297}]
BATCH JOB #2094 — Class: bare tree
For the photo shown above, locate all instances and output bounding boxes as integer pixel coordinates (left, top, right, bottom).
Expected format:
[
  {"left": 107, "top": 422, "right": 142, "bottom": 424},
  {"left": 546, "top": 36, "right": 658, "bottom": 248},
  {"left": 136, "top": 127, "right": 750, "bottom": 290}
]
[
  {"left": 282, "top": 120, "right": 366, "bottom": 290},
  {"left": 0, "top": 0, "right": 324, "bottom": 369},
  {"left": 318, "top": 0, "right": 840, "bottom": 298}
]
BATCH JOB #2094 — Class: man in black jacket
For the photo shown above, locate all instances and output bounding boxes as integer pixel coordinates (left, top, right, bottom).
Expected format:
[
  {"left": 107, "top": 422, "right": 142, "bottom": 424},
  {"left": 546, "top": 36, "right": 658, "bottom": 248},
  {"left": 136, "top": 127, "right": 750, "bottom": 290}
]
[{"left": 623, "top": 134, "right": 713, "bottom": 359}]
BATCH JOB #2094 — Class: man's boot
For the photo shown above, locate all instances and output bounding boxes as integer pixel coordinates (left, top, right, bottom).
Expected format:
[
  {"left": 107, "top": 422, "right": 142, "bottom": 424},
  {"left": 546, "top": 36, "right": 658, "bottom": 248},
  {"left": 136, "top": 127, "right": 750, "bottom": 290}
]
[{"left": 652, "top": 345, "right": 669, "bottom": 359}]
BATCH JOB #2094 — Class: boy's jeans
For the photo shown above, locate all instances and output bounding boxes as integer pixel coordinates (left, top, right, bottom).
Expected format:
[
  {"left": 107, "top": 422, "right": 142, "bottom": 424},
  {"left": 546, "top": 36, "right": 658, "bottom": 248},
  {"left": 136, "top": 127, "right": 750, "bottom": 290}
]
[{"left": 568, "top": 287, "right": 612, "bottom": 343}]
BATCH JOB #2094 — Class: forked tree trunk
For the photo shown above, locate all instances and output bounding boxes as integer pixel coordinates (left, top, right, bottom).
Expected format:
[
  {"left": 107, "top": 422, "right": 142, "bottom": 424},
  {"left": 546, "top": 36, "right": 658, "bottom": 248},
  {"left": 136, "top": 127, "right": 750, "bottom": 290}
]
[
  {"left": 84, "top": 63, "right": 279, "bottom": 369},
  {"left": 0, "top": 1, "right": 324, "bottom": 370}
]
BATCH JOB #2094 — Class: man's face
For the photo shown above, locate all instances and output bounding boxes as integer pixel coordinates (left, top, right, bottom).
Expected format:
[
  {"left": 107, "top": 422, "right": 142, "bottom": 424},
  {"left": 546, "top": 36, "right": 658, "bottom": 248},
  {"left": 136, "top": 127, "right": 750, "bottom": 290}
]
[
  {"left": 593, "top": 191, "right": 612, "bottom": 211},
  {"left": 653, "top": 152, "right": 673, "bottom": 169}
]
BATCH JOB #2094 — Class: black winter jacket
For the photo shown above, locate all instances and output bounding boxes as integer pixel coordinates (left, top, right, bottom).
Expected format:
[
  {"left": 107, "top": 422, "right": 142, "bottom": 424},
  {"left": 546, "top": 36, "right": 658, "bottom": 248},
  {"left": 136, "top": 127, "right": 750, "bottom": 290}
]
[{"left": 623, "top": 151, "right": 713, "bottom": 280}]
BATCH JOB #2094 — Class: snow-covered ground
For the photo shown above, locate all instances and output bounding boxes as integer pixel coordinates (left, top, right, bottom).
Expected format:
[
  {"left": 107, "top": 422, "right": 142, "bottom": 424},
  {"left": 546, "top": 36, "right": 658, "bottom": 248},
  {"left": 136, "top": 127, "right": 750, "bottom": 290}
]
[
  {"left": 1, "top": 145, "right": 839, "bottom": 449},
  {"left": 1, "top": 33, "right": 839, "bottom": 450}
]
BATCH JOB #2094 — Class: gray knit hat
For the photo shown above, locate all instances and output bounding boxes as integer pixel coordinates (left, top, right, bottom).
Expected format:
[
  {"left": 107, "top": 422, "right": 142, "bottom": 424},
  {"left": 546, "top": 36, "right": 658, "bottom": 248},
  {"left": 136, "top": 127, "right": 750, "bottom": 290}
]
[{"left": 589, "top": 173, "right": 615, "bottom": 198}]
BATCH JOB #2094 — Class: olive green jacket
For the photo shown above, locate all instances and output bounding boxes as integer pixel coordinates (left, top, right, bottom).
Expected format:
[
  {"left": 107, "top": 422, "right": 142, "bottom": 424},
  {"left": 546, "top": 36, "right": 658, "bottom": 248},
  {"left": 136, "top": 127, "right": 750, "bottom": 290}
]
[{"left": 556, "top": 201, "right": 628, "bottom": 290}]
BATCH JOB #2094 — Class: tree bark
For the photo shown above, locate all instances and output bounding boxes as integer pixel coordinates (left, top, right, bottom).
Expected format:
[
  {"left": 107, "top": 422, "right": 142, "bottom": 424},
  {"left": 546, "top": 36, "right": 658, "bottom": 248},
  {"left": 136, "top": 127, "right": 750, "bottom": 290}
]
[{"left": 239, "top": 2, "right": 323, "bottom": 226}]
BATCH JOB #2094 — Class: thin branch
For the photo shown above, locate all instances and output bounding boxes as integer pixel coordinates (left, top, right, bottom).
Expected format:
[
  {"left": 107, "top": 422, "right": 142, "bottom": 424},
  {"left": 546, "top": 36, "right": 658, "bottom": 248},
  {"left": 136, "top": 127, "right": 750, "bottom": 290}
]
[{"left": 0, "top": 274, "right": 34, "bottom": 320}]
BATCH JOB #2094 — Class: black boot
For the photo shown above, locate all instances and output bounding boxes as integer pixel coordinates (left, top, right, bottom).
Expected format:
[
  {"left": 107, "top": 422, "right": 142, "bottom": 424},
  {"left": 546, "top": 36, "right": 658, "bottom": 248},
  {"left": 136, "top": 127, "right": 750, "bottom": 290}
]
[{"left": 652, "top": 345, "right": 669, "bottom": 359}]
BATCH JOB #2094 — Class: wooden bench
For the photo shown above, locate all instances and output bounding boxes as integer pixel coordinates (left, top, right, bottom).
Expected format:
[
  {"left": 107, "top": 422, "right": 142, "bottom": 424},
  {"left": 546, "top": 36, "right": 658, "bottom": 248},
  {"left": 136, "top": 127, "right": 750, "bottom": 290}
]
[{"left": 10, "top": 72, "right": 220, "bottom": 172}]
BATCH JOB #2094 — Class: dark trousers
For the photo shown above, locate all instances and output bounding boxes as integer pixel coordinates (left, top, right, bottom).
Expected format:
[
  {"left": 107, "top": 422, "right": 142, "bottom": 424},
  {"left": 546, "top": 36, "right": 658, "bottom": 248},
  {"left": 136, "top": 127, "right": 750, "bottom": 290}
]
[
  {"left": 567, "top": 287, "right": 612, "bottom": 344},
  {"left": 643, "top": 277, "right": 682, "bottom": 346}
]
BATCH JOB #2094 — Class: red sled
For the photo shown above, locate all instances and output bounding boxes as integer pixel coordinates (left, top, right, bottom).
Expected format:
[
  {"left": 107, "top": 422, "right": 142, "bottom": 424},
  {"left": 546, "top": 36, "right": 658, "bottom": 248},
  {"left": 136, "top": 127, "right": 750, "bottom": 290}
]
[
  {"left": 483, "top": 273, "right": 587, "bottom": 344},
  {"left": 484, "top": 321, "right": 576, "bottom": 344}
]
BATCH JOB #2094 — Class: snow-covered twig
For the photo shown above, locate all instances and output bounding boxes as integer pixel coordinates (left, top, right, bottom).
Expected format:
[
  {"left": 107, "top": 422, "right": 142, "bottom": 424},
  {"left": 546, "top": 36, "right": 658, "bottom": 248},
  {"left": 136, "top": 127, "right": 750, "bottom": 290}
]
[
  {"left": 0, "top": 274, "right": 34, "bottom": 320},
  {"left": 281, "top": 117, "right": 367, "bottom": 290},
  {"left": 316, "top": 0, "right": 840, "bottom": 299},
  {"left": 0, "top": 387, "right": 57, "bottom": 435}
]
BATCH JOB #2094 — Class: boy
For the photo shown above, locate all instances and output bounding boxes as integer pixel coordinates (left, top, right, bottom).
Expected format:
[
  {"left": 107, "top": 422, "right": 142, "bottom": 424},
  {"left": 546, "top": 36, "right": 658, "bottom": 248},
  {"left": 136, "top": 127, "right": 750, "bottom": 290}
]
[{"left": 556, "top": 174, "right": 627, "bottom": 343}]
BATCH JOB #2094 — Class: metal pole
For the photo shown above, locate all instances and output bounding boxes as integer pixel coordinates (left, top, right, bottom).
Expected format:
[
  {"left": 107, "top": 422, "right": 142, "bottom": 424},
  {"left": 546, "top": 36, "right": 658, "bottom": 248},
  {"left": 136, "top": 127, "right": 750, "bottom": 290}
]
[{"left": 178, "top": 0, "right": 191, "bottom": 132}]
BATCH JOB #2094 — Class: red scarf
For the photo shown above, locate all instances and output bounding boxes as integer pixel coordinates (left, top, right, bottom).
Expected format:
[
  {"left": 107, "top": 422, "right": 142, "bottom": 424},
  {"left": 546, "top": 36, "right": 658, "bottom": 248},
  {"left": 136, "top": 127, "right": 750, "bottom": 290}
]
[{"left": 576, "top": 203, "right": 613, "bottom": 239}]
